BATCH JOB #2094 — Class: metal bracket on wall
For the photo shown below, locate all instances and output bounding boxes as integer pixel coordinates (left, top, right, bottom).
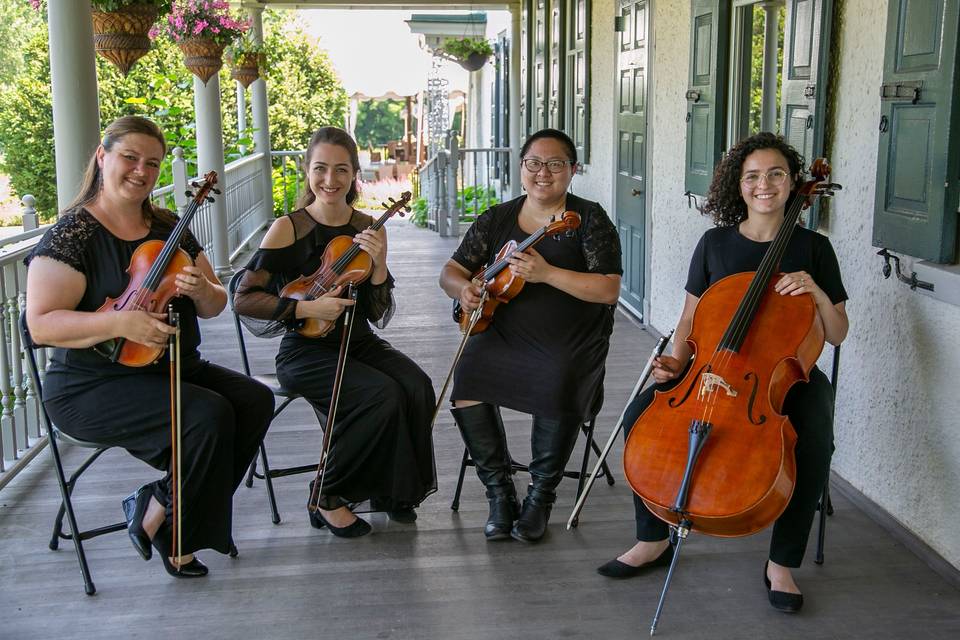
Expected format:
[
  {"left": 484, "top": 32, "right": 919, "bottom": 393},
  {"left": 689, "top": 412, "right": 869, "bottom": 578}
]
[{"left": 877, "top": 248, "right": 935, "bottom": 292}]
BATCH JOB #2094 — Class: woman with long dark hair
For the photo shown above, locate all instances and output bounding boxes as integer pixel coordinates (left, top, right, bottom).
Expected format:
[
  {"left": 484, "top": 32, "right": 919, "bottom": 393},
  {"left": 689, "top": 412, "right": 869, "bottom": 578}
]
[
  {"left": 25, "top": 115, "right": 274, "bottom": 578},
  {"left": 598, "top": 132, "right": 848, "bottom": 613},
  {"left": 234, "top": 126, "right": 436, "bottom": 537}
]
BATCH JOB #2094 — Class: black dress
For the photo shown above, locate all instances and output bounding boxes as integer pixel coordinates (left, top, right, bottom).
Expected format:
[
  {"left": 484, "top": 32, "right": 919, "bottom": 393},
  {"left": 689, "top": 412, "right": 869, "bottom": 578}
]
[
  {"left": 25, "top": 208, "right": 275, "bottom": 556},
  {"left": 450, "top": 193, "right": 623, "bottom": 421},
  {"left": 625, "top": 224, "right": 847, "bottom": 567},
  {"left": 234, "top": 208, "right": 437, "bottom": 511}
]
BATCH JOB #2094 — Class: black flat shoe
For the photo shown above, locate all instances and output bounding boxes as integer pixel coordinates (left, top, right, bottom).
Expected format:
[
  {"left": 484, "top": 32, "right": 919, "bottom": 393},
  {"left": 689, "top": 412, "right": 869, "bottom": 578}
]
[
  {"left": 764, "top": 562, "right": 804, "bottom": 612},
  {"left": 152, "top": 524, "right": 208, "bottom": 578},
  {"left": 121, "top": 485, "right": 153, "bottom": 562},
  {"left": 371, "top": 498, "right": 418, "bottom": 524},
  {"left": 597, "top": 543, "right": 674, "bottom": 578},
  {"left": 309, "top": 508, "right": 372, "bottom": 538}
]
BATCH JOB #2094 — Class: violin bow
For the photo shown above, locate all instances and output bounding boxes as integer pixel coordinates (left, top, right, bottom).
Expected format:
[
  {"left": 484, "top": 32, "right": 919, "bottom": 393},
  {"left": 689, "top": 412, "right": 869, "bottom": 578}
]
[
  {"left": 428, "top": 288, "right": 489, "bottom": 431},
  {"left": 307, "top": 283, "right": 360, "bottom": 514},
  {"left": 168, "top": 304, "right": 183, "bottom": 571},
  {"left": 565, "top": 330, "right": 673, "bottom": 530}
]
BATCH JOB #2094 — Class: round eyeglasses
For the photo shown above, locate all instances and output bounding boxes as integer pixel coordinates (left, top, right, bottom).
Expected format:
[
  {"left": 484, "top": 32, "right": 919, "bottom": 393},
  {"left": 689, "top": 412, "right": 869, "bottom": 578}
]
[
  {"left": 740, "top": 169, "right": 789, "bottom": 187},
  {"left": 522, "top": 158, "right": 574, "bottom": 174}
]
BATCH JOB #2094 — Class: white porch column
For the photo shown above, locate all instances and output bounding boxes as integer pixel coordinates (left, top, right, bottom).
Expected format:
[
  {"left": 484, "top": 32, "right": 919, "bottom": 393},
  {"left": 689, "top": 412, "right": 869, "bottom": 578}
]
[
  {"left": 248, "top": 7, "right": 274, "bottom": 227},
  {"left": 194, "top": 74, "right": 231, "bottom": 277},
  {"left": 48, "top": 0, "right": 100, "bottom": 212},
  {"left": 760, "top": 1, "right": 780, "bottom": 133},
  {"left": 237, "top": 81, "right": 247, "bottom": 155},
  {"left": 509, "top": 3, "right": 522, "bottom": 198}
]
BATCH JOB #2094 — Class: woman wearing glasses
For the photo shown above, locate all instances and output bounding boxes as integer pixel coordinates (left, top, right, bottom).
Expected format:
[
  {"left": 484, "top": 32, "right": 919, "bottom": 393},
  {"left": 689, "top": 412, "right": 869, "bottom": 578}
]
[
  {"left": 439, "top": 128, "right": 622, "bottom": 543},
  {"left": 597, "top": 132, "right": 847, "bottom": 614}
]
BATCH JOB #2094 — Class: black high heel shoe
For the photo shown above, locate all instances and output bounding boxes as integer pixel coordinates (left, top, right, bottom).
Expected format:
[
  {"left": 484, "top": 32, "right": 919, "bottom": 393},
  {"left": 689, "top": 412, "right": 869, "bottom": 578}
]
[
  {"left": 121, "top": 484, "right": 153, "bottom": 561},
  {"left": 309, "top": 508, "right": 371, "bottom": 538},
  {"left": 764, "top": 561, "right": 804, "bottom": 612},
  {"left": 152, "top": 523, "right": 208, "bottom": 578}
]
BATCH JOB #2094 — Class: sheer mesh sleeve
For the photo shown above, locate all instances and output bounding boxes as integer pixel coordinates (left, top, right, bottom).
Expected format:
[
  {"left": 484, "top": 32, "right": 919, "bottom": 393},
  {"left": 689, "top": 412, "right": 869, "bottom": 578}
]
[
  {"left": 361, "top": 273, "right": 396, "bottom": 329},
  {"left": 580, "top": 204, "right": 623, "bottom": 275},
  {"left": 232, "top": 248, "right": 302, "bottom": 338},
  {"left": 24, "top": 210, "right": 99, "bottom": 271},
  {"left": 450, "top": 208, "right": 497, "bottom": 272}
]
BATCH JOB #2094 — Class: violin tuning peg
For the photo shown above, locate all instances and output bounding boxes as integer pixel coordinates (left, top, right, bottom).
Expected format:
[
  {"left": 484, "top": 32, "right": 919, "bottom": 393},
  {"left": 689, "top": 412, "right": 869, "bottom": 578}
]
[
  {"left": 205, "top": 196, "right": 215, "bottom": 203},
  {"left": 185, "top": 190, "right": 194, "bottom": 198},
  {"left": 212, "top": 188, "right": 221, "bottom": 195}
]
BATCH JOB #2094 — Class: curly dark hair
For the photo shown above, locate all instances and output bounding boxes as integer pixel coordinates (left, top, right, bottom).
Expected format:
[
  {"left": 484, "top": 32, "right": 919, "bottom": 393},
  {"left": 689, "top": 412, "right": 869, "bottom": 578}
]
[{"left": 701, "top": 132, "right": 805, "bottom": 227}]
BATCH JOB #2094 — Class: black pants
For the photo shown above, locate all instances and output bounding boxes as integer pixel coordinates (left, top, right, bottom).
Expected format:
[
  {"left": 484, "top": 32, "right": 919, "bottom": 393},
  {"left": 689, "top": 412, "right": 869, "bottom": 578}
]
[
  {"left": 623, "top": 366, "right": 834, "bottom": 567},
  {"left": 277, "top": 333, "right": 437, "bottom": 510},
  {"left": 45, "top": 359, "right": 275, "bottom": 556}
]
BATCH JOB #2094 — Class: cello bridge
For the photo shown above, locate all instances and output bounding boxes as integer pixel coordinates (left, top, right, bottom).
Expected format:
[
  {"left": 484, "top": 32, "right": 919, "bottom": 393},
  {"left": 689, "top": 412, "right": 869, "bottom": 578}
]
[{"left": 699, "top": 373, "right": 738, "bottom": 400}]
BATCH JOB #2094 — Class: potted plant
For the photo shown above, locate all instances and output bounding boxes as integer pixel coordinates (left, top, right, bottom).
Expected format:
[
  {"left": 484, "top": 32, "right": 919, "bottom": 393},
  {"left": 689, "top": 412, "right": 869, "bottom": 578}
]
[
  {"left": 437, "top": 37, "right": 493, "bottom": 72},
  {"left": 157, "top": 0, "right": 250, "bottom": 84},
  {"left": 29, "top": 1, "right": 172, "bottom": 75},
  {"left": 225, "top": 35, "right": 265, "bottom": 89}
]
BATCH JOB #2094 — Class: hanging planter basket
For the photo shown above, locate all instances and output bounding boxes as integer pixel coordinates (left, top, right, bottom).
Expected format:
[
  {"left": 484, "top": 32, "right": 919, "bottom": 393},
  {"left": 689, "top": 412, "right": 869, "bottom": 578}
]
[
  {"left": 457, "top": 52, "right": 490, "bottom": 72},
  {"left": 178, "top": 37, "right": 226, "bottom": 84},
  {"left": 91, "top": 5, "right": 160, "bottom": 75},
  {"left": 229, "top": 52, "right": 264, "bottom": 89}
]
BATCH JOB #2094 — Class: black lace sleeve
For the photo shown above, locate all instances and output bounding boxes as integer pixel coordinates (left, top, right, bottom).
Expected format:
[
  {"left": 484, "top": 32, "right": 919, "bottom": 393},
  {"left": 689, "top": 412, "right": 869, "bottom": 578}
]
[
  {"left": 580, "top": 203, "right": 623, "bottom": 275},
  {"left": 451, "top": 208, "right": 498, "bottom": 272},
  {"left": 24, "top": 210, "right": 99, "bottom": 272},
  {"left": 232, "top": 247, "right": 303, "bottom": 338}
]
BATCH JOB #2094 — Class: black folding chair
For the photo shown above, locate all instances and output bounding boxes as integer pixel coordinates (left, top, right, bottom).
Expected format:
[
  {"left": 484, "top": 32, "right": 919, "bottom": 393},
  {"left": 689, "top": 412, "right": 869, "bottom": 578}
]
[
  {"left": 228, "top": 273, "right": 320, "bottom": 524},
  {"left": 815, "top": 343, "right": 840, "bottom": 565},
  {"left": 19, "top": 309, "right": 127, "bottom": 596}
]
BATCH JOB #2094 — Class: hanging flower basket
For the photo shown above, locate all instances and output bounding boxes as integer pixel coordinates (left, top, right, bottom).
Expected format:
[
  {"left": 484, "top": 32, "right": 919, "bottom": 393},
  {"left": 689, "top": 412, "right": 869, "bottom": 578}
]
[
  {"left": 229, "top": 52, "right": 264, "bottom": 89},
  {"left": 458, "top": 52, "right": 490, "bottom": 72},
  {"left": 91, "top": 4, "right": 160, "bottom": 75},
  {"left": 436, "top": 37, "right": 494, "bottom": 73},
  {"left": 178, "top": 36, "right": 225, "bottom": 84}
]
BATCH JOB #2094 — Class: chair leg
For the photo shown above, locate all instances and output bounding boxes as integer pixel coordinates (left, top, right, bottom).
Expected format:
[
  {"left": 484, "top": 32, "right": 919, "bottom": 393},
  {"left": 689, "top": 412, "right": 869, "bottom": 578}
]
[
  {"left": 245, "top": 456, "right": 258, "bottom": 488},
  {"left": 48, "top": 436, "right": 96, "bottom": 595},
  {"left": 450, "top": 448, "right": 470, "bottom": 511},
  {"left": 258, "top": 443, "right": 282, "bottom": 525},
  {"left": 815, "top": 482, "right": 830, "bottom": 565}
]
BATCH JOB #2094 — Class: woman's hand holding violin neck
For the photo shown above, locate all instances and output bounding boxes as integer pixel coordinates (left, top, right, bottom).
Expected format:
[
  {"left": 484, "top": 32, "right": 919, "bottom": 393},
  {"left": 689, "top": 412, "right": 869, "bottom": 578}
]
[
  {"left": 651, "top": 355, "right": 685, "bottom": 384},
  {"left": 118, "top": 310, "right": 177, "bottom": 349},
  {"left": 353, "top": 227, "right": 387, "bottom": 268},
  {"left": 296, "top": 285, "right": 355, "bottom": 321},
  {"left": 507, "top": 247, "right": 553, "bottom": 284},
  {"left": 175, "top": 265, "right": 211, "bottom": 303},
  {"left": 458, "top": 279, "right": 485, "bottom": 313}
]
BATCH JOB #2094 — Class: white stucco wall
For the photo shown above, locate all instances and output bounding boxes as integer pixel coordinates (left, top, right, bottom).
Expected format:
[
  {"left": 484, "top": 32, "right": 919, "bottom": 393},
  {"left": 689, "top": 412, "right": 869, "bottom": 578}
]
[{"left": 635, "top": 0, "right": 960, "bottom": 568}]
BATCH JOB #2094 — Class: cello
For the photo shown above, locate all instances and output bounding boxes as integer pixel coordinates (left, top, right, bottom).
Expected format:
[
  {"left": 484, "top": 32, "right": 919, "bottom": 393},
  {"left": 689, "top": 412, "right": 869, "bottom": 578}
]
[{"left": 622, "top": 159, "right": 841, "bottom": 633}]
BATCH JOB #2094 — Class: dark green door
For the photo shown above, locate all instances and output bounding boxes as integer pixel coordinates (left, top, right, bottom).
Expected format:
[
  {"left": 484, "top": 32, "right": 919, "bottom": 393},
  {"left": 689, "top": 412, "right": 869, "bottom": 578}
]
[{"left": 615, "top": 0, "right": 648, "bottom": 317}]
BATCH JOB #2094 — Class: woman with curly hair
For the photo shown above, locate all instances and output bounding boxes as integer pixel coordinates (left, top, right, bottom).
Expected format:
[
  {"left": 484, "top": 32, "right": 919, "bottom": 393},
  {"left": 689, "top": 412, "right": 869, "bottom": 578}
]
[{"left": 596, "top": 132, "right": 848, "bottom": 613}]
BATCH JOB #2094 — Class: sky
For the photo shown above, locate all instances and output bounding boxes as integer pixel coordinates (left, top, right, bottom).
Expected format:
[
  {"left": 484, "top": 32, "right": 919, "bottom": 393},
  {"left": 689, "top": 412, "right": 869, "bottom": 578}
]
[{"left": 297, "top": 9, "right": 508, "bottom": 99}]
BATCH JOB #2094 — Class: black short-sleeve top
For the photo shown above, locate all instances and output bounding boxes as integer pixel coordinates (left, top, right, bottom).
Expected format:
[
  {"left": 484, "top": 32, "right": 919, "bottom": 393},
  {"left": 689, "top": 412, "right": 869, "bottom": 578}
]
[
  {"left": 24, "top": 207, "right": 205, "bottom": 399},
  {"left": 685, "top": 225, "right": 848, "bottom": 305}
]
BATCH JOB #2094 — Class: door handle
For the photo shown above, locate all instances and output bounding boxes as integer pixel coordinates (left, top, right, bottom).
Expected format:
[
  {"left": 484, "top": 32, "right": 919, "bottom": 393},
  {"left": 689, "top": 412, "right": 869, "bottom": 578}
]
[{"left": 632, "top": 188, "right": 642, "bottom": 197}]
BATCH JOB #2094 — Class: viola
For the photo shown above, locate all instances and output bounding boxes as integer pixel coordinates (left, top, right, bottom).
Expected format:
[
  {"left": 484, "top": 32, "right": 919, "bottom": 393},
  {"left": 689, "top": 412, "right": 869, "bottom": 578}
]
[
  {"left": 93, "top": 172, "right": 218, "bottom": 367},
  {"left": 280, "top": 191, "right": 411, "bottom": 338},
  {"left": 452, "top": 210, "right": 581, "bottom": 335}
]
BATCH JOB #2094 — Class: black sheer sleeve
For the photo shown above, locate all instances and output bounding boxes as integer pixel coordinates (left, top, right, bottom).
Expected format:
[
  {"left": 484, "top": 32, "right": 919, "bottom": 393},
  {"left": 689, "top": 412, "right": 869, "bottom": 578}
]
[
  {"left": 580, "top": 203, "right": 623, "bottom": 275},
  {"left": 451, "top": 208, "right": 498, "bottom": 272},
  {"left": 24, "top": 210, "right": 99, "bottom": 272},
  {"left": 233, "top": 248, "right": 303, "bottom": 338}
]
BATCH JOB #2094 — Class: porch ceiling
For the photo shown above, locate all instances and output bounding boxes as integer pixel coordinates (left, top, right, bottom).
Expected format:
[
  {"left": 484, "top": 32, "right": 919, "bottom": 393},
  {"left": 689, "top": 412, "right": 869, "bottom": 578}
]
[{"left": 239, "top": 0, "right": 514, "bottom": 10}]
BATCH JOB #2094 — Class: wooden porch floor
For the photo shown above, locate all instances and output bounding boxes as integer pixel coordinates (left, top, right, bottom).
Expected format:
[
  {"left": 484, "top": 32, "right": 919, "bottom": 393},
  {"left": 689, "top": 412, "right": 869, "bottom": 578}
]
[{"left": 1, "top": 219, "right": 958, "bottom": 639}]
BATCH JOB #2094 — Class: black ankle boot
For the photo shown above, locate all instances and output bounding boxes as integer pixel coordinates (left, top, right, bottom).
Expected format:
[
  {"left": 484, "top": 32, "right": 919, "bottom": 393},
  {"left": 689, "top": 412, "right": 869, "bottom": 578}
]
[
  {"left": 484, "top": 486, "right": 519, "bottom": 540},
  {"left": 511, "top": 487, "right": 555, "bottom": 542},
  {"left": 451, "top": 404, "right": 517, "bottom": 539}
]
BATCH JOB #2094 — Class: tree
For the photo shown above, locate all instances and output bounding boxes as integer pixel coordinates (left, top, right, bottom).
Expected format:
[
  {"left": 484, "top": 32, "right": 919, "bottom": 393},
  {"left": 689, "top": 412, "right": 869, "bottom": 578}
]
[{"left": 354, "top": 99, "right": 405, "bottom": 149}]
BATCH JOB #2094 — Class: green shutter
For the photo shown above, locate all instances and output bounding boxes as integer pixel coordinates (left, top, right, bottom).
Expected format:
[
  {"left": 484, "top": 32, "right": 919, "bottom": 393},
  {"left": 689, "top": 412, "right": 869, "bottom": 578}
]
[
  {"left": 564, "top": 0, "right": 590, "bottom": 162},
  {"left": 684, "top": 0, "right": 730, "bottom": 196},
  {"left": 873, "top": 0, "right": 960, "bottom": 263},
  {"left": 521, "top": 0, "right": 531, "bottom": 136},
  {"left": 780, "top": 0, "right": 833, "bottom": 228}
]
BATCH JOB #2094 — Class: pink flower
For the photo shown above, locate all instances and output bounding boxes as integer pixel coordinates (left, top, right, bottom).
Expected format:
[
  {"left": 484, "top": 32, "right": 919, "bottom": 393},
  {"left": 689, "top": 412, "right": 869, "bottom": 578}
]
[{"left": 193, "top": 19, "right": 208, "bottom": 35}]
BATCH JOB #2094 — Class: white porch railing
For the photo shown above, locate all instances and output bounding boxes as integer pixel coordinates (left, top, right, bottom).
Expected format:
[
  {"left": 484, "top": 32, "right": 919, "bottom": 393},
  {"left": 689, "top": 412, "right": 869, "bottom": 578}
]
[
  {"left": 0, "top": 146, "right": 277, "bottom": 490},
  {"left": 271, "top": 150, "right": 305, "bottom": 217}
]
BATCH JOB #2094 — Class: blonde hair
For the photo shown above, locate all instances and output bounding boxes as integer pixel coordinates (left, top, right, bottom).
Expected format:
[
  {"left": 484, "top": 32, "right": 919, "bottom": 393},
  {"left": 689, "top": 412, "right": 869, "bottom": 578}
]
[{"left": 66, "top": 115, "right": 170, "bottom": 223}]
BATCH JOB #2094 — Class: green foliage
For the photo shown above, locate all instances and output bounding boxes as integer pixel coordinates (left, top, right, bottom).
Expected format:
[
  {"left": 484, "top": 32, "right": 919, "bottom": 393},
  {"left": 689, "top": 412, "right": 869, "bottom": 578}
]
[
  {"left": 439, "top": 37, "right": 493, "bottom": 60},
  {"left": 92, "top": 1, "right": 173, "bottom": 12},
  {"left": 271, "top": 163, "right": 302, "bottom": 218},
  {"left": 457, "top": 185, "right": 498, "bottom": 222},
  {"left": 410, "top": 196, "right": 428, "bottom": 228},
  {"left": 0, "top": 7, "right": 346, "bottom": 223},
  {"left": 354, "top": 100, "right": 405, "bottom": 149}
]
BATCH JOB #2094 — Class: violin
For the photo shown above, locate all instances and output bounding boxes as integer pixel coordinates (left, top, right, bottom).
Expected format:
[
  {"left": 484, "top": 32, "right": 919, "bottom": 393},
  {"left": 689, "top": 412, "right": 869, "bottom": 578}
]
[
  {"left": 279, "top": 191, "right": 411, "bottom": 338},
  {"left": 621, "top": 159, "right": 840, "bottom": 632},
  {"left": 93, "top": 172, "right": 219, "bottom": 367},
  {"left": 452, "top": 210, "right": 581, "bottom": 335}
]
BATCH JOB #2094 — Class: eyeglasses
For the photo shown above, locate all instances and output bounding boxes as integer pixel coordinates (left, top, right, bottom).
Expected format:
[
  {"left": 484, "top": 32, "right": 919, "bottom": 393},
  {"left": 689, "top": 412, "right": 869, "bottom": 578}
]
[
  {"left": 740, "top": 169, "right": 789, "bottom": 187},
  {"left": 522, "top": 158, "right": 574, "bottom": 174}
]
